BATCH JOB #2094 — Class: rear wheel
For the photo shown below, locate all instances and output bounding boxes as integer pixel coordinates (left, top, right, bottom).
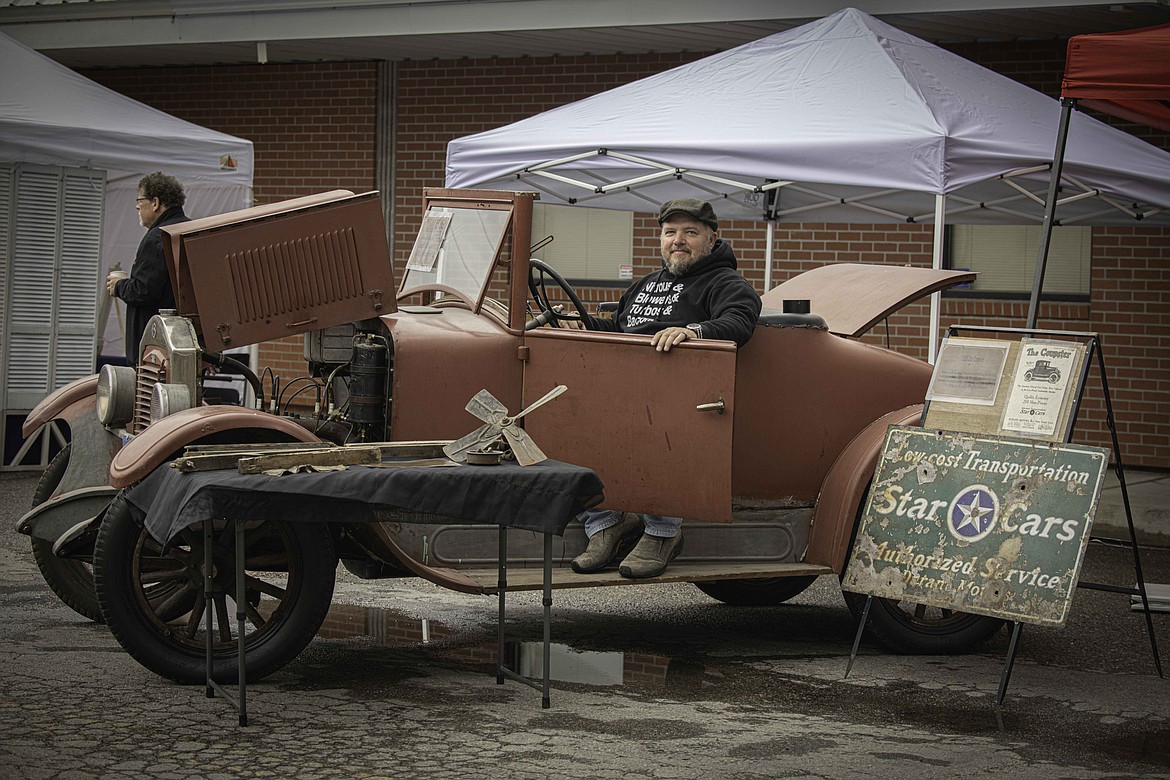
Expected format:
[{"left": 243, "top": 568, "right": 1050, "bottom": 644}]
[
  {"left": 694, "top": 576, "right": 818, "bottom": 606},
  {"left": 30, "top": 445, "right": 104, "bottom": 622},
  {"left": 94, "top": 492, "right": 337, "bottom": 683},
  {"left": 842, "top": 590, "right": 1004, "bottom": 654},
  {"left": 840, "top": 483, "right": 1004, "bottom": 654}
]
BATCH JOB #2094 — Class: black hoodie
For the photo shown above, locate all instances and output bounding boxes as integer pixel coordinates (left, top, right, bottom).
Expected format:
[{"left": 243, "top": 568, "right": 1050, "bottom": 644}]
[{"left": 587, "top": 238, "right": 761, "bottom": 346}]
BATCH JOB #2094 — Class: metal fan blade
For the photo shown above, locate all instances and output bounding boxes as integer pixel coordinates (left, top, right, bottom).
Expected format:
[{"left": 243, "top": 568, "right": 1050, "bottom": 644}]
[
  {"left": 510, "top": 384, "right": 567, "bottom": 421},
  {"left": 464, "top": 389, "right": 509, "bottom": 425},
  {"left": 443, "top": 423, "right": 503, "bottom": 462},
  {"left": 500, "top": 426, "right": 547, "bottom": 467}
]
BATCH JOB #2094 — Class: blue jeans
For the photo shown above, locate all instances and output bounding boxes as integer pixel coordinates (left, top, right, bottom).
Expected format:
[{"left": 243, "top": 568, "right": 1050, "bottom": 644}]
[{"left": 580, "top": 508, "right": 682, "bottom": 538}]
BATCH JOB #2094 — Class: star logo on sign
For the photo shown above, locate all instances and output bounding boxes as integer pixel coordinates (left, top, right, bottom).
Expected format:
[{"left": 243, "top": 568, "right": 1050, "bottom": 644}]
[{"left": 947, "top": 485, "right": 998, "bottom": 543}]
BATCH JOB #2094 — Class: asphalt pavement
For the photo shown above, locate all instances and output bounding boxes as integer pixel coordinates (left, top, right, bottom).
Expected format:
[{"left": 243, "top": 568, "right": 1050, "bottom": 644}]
[{"left": 1, "top": 468, "right": 1169, "bottom": 779}]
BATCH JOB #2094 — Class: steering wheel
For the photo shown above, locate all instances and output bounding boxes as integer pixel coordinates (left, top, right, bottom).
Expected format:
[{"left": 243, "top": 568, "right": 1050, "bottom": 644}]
[{"left": 527, "top": 258, "right": 594, "bottom": 330}]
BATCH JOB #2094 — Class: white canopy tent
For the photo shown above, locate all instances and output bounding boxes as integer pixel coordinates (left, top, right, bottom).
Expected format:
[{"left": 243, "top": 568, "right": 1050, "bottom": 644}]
[
  {"left": 1, "top": 30, "right": 253, "bottom": 468},
  {"left": 445, "top": 7, "right": 1170, "bottom": 357},
  {"left": 0, "top": 30, "right": 254, "bottom": 362}
]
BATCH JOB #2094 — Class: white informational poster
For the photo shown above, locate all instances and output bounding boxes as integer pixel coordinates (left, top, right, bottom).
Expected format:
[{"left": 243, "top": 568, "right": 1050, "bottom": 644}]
[
  {"left": 925, "top": 337, "right": 1011, "bottom": 405},
  {"left": 405, "top": 212, "right": 453, "bottom": 272},
  {"left": 1000, "top": 339, "right": 1085, "bottom": 438}
]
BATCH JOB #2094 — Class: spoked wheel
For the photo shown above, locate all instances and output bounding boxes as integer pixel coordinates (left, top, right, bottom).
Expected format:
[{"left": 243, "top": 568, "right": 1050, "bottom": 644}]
[
  {"left": 29, "top": 445, "right": 105, "bottom": 622},
  {"left": 695, "top": 576, "right": 818, "bottom": 606},
  {"left": 95, "top": 493, "right": 337, "bottom": 683},
  {"left": 842, "top": 590, "right": 1004, "bottom": 654},
  {"left": 527, "top": 258, "right": 594, "bottom": 329},
  {"left": 29, "top": 444, "right": 197, "bottom": 623}
]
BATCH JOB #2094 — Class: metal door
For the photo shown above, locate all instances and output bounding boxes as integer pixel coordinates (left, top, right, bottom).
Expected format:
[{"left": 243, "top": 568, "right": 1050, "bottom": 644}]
[{"left": 522, "top": 328, "right": 737, "bottom": 522}]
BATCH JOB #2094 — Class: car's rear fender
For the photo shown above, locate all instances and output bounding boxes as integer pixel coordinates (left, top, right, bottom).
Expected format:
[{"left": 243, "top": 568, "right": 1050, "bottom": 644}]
[
  {"left": 805, "top": 405, "right": 923, "bottom": 574},
  {"left": 109, "top": 406, "right": 323, "bottom": 488}
]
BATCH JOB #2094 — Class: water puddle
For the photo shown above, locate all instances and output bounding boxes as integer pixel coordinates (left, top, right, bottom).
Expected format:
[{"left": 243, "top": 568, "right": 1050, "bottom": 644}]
[
  {"left": 1100, "top": 729, "right": 1170, "bottom": 768},
  {"left": 317, "top": 601, "right": 674, "bottom": 687}
]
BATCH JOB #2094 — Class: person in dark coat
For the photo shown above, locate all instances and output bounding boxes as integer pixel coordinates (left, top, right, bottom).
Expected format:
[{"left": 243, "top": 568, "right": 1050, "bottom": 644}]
[
  {"left": 106, "top": 172, "right": 189, "bottom": 364},
  {"left": 572, "top": 198, "right": 762, "bottom": 579}
]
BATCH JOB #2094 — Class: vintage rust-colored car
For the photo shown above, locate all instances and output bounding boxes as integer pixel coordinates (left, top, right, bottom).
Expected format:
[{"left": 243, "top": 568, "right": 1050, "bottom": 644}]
[{"left": 19, "top": 188, "right": 993, "bottom": 683}]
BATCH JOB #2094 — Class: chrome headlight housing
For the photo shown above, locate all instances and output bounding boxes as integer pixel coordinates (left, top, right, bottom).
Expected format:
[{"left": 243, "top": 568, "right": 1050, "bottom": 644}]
[
  {"left": 149, "top": 383, "right": 193, "bottom": 424},
  {"left": 96, "top": 364, "right": 136, "bottom": 426}
]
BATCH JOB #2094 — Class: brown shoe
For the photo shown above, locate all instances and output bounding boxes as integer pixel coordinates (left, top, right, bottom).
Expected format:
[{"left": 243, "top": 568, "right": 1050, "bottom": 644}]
[
  {"left": 571, "top": 512, "right": 644, "bottom": 573},
  {"left": 618, "top": 532, "right": 683, "bottom": 579}
]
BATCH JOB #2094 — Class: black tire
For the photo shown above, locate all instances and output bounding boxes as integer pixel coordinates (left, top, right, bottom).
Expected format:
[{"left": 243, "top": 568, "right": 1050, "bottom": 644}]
[
  {"left": 842, "top": 590, "right": 1004, "bottom": 654},
  {"left": 94, "top": 492, "right": 337, "bottom": 684},
  {"left": 30, "top": 445, "right": 105, "bottom": 622},
  {"left": 694, "top": 576, "right": 818, "bottom": 606},
  {"left": 840, "top": 481, "right": 1004, "bottom": 655}
]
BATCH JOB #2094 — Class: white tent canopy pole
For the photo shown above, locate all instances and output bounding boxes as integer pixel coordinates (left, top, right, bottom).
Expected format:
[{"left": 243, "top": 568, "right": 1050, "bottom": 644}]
[{"left": 930, "top": 194, "right": 947, "bottom": 364}]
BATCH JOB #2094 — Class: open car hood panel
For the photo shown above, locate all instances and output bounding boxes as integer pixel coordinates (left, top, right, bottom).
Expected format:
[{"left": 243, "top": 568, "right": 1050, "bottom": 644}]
[
  {"left": 161, "top": 190, "right": 395, "bottom": 351},
  {"left": 761, "top": 264, "right": 976, "bottom": 338}
]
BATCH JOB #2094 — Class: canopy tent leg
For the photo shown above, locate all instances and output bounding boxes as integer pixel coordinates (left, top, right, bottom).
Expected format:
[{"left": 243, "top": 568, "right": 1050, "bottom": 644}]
[
  {"left": 764, "top": 220, "right": 775, "bottom": 292},
  {"left": 1027, "top": 97, "right": 1077, "bottom": 329},
  {"left": 762, "top": 184, "right": 781, "bottom": 294},
  {"left": 928, "top": 194, "right": 947, "bottom": 363}
]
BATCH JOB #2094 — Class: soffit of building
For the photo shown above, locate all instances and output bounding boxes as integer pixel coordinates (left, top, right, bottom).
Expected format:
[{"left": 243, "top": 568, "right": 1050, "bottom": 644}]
[{"left": 1, "top": 0, "right": 1168, "bottom": 68}]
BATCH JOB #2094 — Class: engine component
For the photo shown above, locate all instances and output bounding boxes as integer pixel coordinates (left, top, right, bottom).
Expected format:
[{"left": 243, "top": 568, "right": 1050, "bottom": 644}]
[{"left": 348, "top": 333, "right": 389, "bottom": 440}]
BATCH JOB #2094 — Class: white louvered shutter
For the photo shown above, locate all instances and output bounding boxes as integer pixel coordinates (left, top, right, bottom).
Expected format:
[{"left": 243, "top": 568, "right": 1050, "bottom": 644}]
[
  {"left": 3, "top": 164, "right": 105, "bottom": 411},
  {"left": 0, "top": 164, "right": 11, "bottom": 348}
]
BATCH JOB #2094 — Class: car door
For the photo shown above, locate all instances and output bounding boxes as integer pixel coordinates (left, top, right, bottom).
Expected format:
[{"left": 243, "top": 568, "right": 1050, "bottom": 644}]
[{"left": 521, "top": 328, "right": 737, "bottom": 522}]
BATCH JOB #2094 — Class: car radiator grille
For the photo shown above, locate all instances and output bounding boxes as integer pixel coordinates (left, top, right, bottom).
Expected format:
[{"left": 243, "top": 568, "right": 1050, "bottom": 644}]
[{"left": 132, "top": 362, "right": 167, "bottom": 434}]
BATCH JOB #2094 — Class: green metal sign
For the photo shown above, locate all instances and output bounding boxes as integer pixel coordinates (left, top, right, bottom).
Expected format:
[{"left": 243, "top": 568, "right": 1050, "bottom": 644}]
[{"left": 842, "top": 426, "right": 1109, "bottom": 626}]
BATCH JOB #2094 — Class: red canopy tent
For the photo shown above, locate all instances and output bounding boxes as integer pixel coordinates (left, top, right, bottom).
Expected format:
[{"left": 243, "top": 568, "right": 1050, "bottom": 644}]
[
  {"left": 1028, "top": 21, "right": 1170, "bottom": 326},
  {"left": 1032, "top": 27, "right": 1169, "bottom": 675},
  {"left": 1062, "top": 22, "right": 1170, "bottom": 133}
]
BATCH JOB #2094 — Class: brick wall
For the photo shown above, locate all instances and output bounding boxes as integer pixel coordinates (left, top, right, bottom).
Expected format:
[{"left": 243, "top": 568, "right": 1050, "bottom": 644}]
[
  {"left": 85, "top": 41, "right": 1170, "bottom": 466},
  {"left": 84, "top": 62, "right": 380, "bottom": 394},
  {"left": 392, "top": 53, "right": 702, "bottom": 267}
]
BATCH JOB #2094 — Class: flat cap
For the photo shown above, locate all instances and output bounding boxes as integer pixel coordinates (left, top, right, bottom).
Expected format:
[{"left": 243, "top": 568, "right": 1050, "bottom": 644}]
[{"left": 657, "top": 198, "right": 718, "bottom": 231}]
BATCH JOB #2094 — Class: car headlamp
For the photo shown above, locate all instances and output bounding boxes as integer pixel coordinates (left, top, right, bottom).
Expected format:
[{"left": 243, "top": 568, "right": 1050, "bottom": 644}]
[
  {"left": 96, "top": 365, "right": 136, "bottom": 426},
  {"left": 149, "top": 383, "right": 193, "bottom": 424}
]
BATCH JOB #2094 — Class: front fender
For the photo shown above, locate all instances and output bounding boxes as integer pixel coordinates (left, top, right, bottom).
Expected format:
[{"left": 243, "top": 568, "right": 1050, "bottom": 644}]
[
  {"left": 17, "top": 485, "right": 119, "bottom": 545},
  {"left": 110, "top": 406, "right": 322, "bottom": 488},
  {"left": 805, "top": 405, "right": 923, "bottom": 574},
  {"left": 20, "top": 376, "right": 121, "bottom": 495},
  {"left": 21, "top": 375, "right": 99, "bottom": 438}
]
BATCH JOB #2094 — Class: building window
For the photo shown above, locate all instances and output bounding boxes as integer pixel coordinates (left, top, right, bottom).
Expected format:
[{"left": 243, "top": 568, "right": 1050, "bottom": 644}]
[
  {"left": 946, "top": 225, "right": 1091, "bottom": 298},
  {"left": 530, "top": 203, "right": 633, "bottom": 284}
]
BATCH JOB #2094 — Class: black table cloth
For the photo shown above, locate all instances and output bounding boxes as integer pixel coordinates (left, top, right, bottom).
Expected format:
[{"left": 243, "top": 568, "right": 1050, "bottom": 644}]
[{"left": 123, "top": 458, "right": 604, "bottom": 544}]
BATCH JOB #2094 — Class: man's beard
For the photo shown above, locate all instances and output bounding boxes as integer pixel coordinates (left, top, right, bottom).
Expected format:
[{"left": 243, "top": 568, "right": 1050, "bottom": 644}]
[{"left": 662, "top": 238, "right": 714, "bottom": 275}]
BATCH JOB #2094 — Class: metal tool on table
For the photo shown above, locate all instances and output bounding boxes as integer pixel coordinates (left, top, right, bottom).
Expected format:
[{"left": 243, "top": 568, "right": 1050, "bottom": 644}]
[{"left": 443, "top": 385, "right": 567, "bottom": 466}]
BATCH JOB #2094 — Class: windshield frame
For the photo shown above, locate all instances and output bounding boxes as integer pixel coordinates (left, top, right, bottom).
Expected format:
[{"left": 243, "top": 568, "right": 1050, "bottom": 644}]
[{"left": 396, "top": 190, "right": 536, "bottom": 333}]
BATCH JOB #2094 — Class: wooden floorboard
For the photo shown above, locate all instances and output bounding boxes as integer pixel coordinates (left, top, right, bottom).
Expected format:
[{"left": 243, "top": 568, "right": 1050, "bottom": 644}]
[{"left": 457, "top": 561, "right": 834, "bottom": 593}]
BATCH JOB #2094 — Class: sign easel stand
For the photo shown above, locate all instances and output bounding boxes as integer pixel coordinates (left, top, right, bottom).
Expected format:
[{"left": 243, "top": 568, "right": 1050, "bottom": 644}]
[
  {"left": 844, "top": 325, "right": 1162, "bottom": 704},
  {"left": 950, "top": 325, "right": 1162, "bottom": 683},
  {"left": 1076, "top": 338, "right": 1163, "bottom": 677},
  {"left": 996, "top": 622, "right": 1024, "bottom": 706}
]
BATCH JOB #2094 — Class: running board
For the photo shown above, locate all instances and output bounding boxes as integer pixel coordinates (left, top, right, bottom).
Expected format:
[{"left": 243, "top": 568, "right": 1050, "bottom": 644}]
[{"left": 457, "top": 561, "right": 834, "bottom": 593}]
